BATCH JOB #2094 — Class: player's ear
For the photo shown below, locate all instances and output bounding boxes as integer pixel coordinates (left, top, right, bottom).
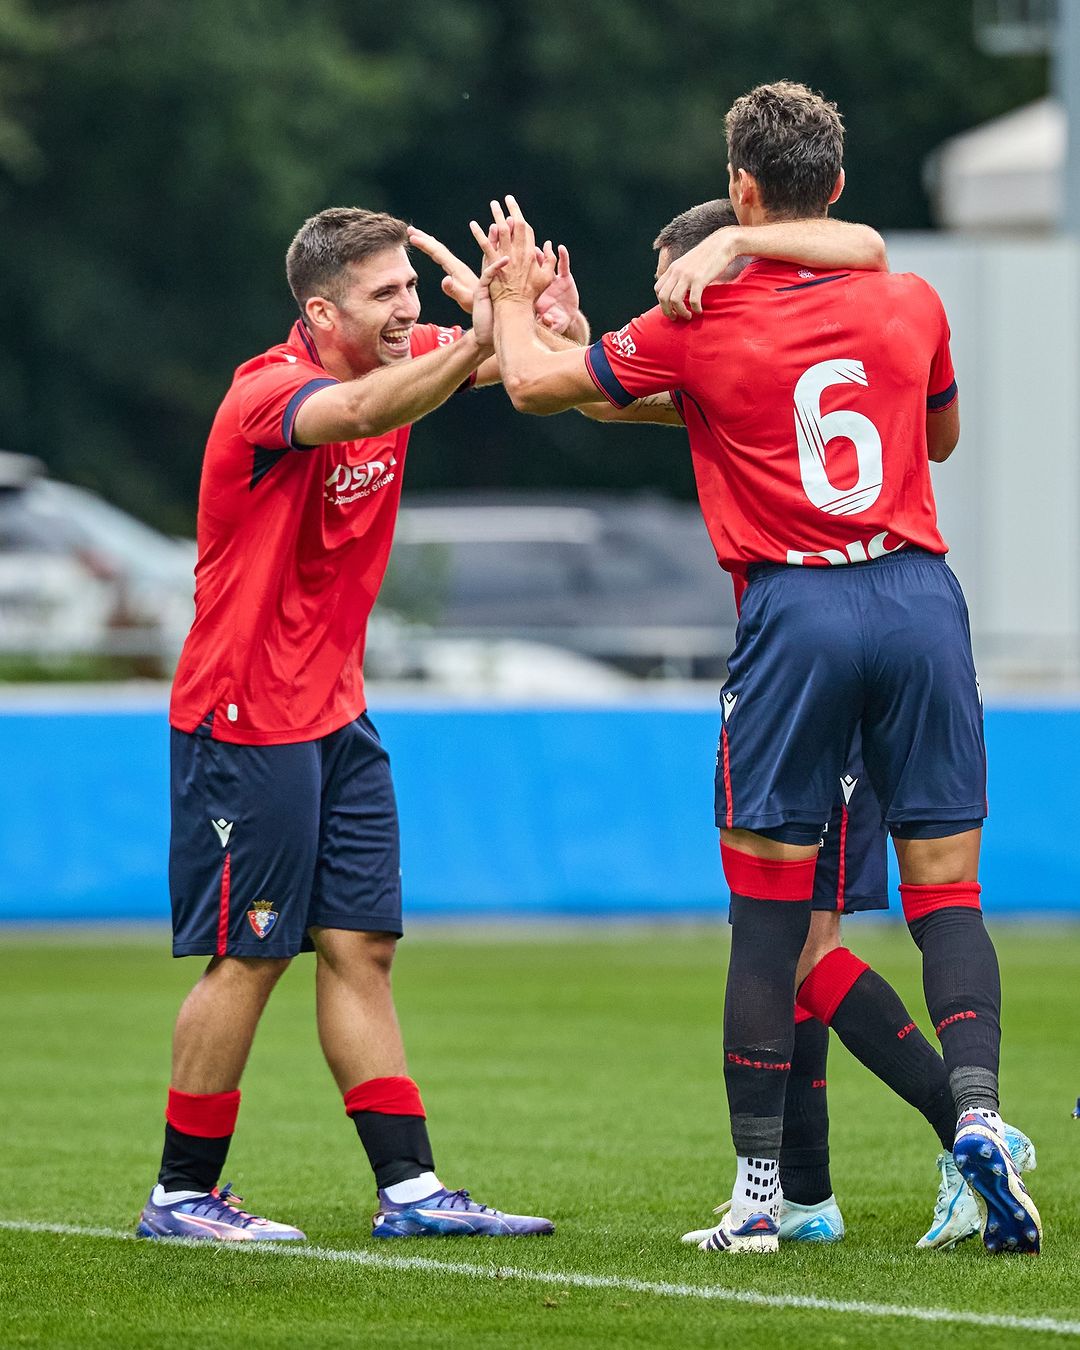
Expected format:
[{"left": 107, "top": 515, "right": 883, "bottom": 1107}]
[
  {"left": 828, "top": 169, "right": 846, "bottom": 206},
  {"left": 729, "top": 167, "right": 757, "bottom": 211},
  {"left": 304, "top": 295, "right": 336, "bottom": 334}
]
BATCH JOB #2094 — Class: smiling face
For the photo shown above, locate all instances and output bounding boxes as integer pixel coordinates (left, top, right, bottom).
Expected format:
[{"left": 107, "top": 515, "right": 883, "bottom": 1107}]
[{"left": 323, "top": 247, "right": 421, "bottom": 376}]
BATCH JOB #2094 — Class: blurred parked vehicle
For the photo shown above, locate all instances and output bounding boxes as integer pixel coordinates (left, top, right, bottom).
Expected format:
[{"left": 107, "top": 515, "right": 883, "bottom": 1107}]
[
  {"left": 0, "top": 451, "right": 195, "bottom": 674},
  {"left": 381, "top": 492, "right": 737, "bottom": 679}
]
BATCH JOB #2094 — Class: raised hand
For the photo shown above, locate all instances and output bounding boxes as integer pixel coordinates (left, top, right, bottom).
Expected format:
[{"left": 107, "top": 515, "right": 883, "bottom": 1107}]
[
  {"left": 407, "top": 226, "right": 479, "bottom": 314},
  {"left": 654, "top": 227, "right": 741, "bottom": 319},
  {"left": 534, "top": 242, "right": 580, "bottom": 334},
  {"left": 471, "top": 256, "right": 509, "bottom": 348},
  {"left": 471, "top": 196, "right": 547, "bottom": 305}
]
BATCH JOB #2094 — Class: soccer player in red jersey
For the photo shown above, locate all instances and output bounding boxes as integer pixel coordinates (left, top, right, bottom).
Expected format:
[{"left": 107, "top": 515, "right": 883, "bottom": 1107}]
[
  {"left": 138, "top": 207, "right": 567, "bottom": 1243},
  {"left": 477, "top": 83, "right": 1041, "bottom": 1256}
]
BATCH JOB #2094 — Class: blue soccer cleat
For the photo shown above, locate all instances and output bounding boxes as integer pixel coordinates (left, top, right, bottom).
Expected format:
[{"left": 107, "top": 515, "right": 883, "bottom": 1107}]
[
  {"left": 776, "top": 1195, "right": 845, "bottom": 1243},
  {"left": 681, "top": 1201, "right": 779, "bottom": 1254},
  {"left": 952, "top": 1115, "right": 1042, "bottom": 1255},
  {"left": 136, "top": 1183, "right": 306, "bottom": 1242},
  {"left": 917, "top": 1123, "right": 1036, "bottom": 1251},
  {"left": 371, "top": 1187, "right": 554, "bottom": 1238}
]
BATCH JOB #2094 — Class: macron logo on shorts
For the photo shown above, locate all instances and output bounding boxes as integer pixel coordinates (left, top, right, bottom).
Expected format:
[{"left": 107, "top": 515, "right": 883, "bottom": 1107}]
[
  {"left": 211, "top": 818, "right": 234, "bottom": 848},
  {"left": 722, "top": 692, "right": 738, "bottom": 722},
  {"left": 839, "top": 774, "right": 858, "bottom": 805}
]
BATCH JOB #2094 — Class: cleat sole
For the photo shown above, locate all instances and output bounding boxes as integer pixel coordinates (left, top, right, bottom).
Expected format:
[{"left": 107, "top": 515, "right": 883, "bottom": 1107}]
[{"left": 954, "top": 1128, "right": 1042, "bottom": 1256}]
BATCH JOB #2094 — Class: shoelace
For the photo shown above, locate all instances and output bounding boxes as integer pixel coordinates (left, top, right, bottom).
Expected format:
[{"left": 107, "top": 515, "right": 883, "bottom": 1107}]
[
  {"left": 188, "top": 1183, "right": 262, "bottom": 1227},
  {"left": 435, "top": 1189, "right": 496, "bottom": 1214}
]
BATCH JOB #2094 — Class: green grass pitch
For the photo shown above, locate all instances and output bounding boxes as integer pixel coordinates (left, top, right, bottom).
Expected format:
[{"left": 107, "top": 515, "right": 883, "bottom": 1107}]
[{"left": 2, "top": 924, "right": 1078, "bottom": 1349}]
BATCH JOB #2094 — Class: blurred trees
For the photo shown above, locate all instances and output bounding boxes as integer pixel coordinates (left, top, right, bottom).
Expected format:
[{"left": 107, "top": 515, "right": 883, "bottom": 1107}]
[{"left": 0, "top": 0, "right": 1046, "bottom": 531}]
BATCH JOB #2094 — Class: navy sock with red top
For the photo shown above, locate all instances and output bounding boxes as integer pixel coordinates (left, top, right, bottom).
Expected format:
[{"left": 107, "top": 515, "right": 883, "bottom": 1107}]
[
  {"left": 779, "top": 1010, "right": 832, "bottom": 1205},
  {"left": 901, "top": 883, "right": 1001, "bottom": 1116},
  {"left": 344, "top": 1075, "right": 436, "bottom": 1190},
  {"left": 798, "top": 946, "right": 956, "bottom": 1150},
  {"left": 157, "top": 1087, "right": 241, "bottom": 1194}
]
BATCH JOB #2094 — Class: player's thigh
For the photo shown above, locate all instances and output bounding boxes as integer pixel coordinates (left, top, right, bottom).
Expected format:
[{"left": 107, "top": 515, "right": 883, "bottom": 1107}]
[
  {"left": 311, "top": 713, "right": 403, "bottom": 939},
  {"left": 813, "top": 730, "right": 890, "bottom": 915},
  {"left": 169, "top": 728, "right": 321, "bottom": 958},
  {"left": 861, "top": 556, "right": 986, "bottom": 830},
  {"left": 718, "top": 567, "right": 862, "bottom": 834}
]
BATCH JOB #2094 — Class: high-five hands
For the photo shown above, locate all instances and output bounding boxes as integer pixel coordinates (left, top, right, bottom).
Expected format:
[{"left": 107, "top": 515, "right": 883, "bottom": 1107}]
[
  {"left": 409, "top": 212, "right": 579, "bottom": 335},
  {"left": 470, "top": 196, "right": 550, "bottom": 307}
]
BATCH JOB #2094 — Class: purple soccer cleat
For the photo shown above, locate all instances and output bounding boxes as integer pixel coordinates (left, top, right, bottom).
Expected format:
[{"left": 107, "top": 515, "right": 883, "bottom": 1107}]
[
  {"left": 371, "top": 1187, "right": 554, "bottom": 1238},
  {"left": 136, "top": 1183, "right": 306, "bottom": 1242}
]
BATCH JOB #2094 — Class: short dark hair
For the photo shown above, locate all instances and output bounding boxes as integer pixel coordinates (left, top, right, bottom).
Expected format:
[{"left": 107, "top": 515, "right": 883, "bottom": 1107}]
[
  {"left": 653, "top": 199, "right": 739, "bottom": 260},
  {"left": 725, "top": 80, "right": 844, "bottom": 219},
  {"left": 286, "top": 207, "right": 410, "bottom": 309}
]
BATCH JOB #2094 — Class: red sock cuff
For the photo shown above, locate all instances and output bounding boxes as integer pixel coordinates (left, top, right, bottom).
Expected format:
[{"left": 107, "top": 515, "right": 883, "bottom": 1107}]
[
  {"left": 720, "top": 843, "right": 816, "bottom": 901},
  {"left": 793, "top": 1004, "right": 815, "bottom": 1025},
  {"left": 797, "top": 947, "right": 870, "bottom": 1027},
  {"left": 899, "top": 881, "right": 982, "bottom": 923},
  {"left": 165, "top": 1088, "right": 241, "bottom": 1139},
  {"left": 343, "top": 1075, "right": 426, "bottom": 1119}
]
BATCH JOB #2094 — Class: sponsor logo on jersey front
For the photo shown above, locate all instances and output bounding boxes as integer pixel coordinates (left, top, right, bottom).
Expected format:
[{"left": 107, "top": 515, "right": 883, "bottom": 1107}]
[
  {"left": 324, "top": 456, "right": 398, "bottom": 505},
  {"left": 247, "top": 900, "right": 279, "bottom": 940}
]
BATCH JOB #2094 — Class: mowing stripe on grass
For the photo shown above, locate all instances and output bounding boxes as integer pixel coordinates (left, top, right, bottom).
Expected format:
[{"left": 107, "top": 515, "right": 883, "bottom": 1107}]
[{"left": 3, "top": 1219, "right": 1078, "bottom": 1338}]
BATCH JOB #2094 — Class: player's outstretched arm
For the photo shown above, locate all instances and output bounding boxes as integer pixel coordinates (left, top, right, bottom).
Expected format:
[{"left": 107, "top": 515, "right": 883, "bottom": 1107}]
[
  {"left": 408, "top": 225, "right": 590, "bottom": 388},
  {"left": 578, "top": 393, "right": 685, "bottom": 425},
  {"left": 655, "top": 219, "right": 888, "bottom": 319},
  {"left": 292, "top": 285, "right": 498, "bottom": 445},
  {"left": 480, "top": 196, "right": 599, "bottom": 416}
]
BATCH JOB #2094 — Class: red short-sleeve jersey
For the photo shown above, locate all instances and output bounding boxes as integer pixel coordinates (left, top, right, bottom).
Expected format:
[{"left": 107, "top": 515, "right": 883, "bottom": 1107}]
[
  {"left": 586, "top": 262, "right": 956, "bottom": 578},
  {"left": 170, "top": 319, "right": 464, "bottom": 744}
]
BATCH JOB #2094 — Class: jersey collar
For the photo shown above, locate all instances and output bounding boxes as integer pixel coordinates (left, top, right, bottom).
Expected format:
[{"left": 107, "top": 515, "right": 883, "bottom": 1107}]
[{"left": 289, "top": 320, "right": 325, "bottom": 368}]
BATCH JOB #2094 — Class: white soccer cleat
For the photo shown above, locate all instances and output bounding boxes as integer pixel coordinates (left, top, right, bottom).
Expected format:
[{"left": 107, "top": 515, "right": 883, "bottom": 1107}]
[
  {"left": 917, "top": 1122, "right": 1037, "bottom": 1252},
  {"left": 684, "top": 1193, "right": 843, "bottom": 1246},
  {"left": 682, "top": 1200, "right": 779, "bottom": 1254}
]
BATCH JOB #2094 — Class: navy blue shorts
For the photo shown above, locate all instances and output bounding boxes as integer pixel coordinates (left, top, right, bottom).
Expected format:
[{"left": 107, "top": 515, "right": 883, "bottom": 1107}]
[
  {"left": 169, "top": 713, "right": 403, "bottom": 958},
  {"left": 716, "top": 549, "right": 986, "bottom": 843},
  {"left": 812, "top": 730, "right": 887, "bottom": 913}
]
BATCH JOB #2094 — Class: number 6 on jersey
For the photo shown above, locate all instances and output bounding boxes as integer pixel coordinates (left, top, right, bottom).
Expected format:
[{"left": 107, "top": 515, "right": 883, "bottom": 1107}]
[{"left": 793, "top": 359, "right": 883, "bottom": 517}]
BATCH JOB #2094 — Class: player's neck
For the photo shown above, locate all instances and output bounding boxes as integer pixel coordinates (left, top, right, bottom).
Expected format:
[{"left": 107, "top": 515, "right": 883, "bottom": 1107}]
[{"left": 309, "top": 332, "right": 375, "bottom": 384}]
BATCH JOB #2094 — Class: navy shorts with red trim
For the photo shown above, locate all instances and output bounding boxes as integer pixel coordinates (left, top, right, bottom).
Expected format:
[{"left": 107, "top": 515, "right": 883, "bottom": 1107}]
[
  {"left": 812, "top": 730, "right": 888, "bottom": 913},
  {"left": 714, "top": 549, "right": 987, "bottom": 846},
  {"left": 169, "top": 712, "right": 403, "bottom": 958}
]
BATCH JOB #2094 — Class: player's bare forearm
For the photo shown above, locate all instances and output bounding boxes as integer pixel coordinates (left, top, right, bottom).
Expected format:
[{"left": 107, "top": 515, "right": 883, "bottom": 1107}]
[
  {"left": 472, "top": 315, "right": 591, "bottom": 390},
  {"left": 656, "top": 218, "right": 888, "bottom": 318},
  {"left": 494, "top": 297, "right": 597, "bottom": 415},
  {"left": 293, "top": 331, "right": 492, "bottom": 444},
  {"left": 740, "top": 218, "right": 887, "bottom": 273},
  {"left": 578, "top": 394, "right": 684, "bottom": 425}
]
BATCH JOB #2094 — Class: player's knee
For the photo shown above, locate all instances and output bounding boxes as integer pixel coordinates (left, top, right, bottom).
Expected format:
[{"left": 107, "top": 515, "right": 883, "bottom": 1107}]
[
  {"left": 311, "top": 926, "right": 398, "bottom": 976},
  {"left": 204, "top": 954, "right": 291, "bottom": 987}
]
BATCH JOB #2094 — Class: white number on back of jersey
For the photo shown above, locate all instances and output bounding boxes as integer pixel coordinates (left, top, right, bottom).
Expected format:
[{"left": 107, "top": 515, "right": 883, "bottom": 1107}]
[{"left": 793, "top": 359, "right": 882, "bottom": 517}]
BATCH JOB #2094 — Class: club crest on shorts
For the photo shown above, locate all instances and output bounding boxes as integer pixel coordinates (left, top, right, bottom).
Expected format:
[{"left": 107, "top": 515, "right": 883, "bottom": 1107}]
[{"left": 247, "top": 900, "right": 278, "bottom": 940}]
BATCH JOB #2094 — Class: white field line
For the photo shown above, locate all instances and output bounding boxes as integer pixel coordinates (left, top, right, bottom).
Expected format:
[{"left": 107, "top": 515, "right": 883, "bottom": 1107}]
[{"left": 3, "top": 1219, "right": 1078, "bottom": 1339}]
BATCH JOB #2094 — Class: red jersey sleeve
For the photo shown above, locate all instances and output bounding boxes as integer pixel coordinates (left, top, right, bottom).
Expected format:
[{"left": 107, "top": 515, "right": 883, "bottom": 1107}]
[
  {"left": 585, "top": 308, "right": 688, "bottom": 408},
  {"left": 236, "top": 362, "right": 339, "bottom": 450},
  {"left": 924, "top": 286, "right": 958, "bottom": 413}
]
